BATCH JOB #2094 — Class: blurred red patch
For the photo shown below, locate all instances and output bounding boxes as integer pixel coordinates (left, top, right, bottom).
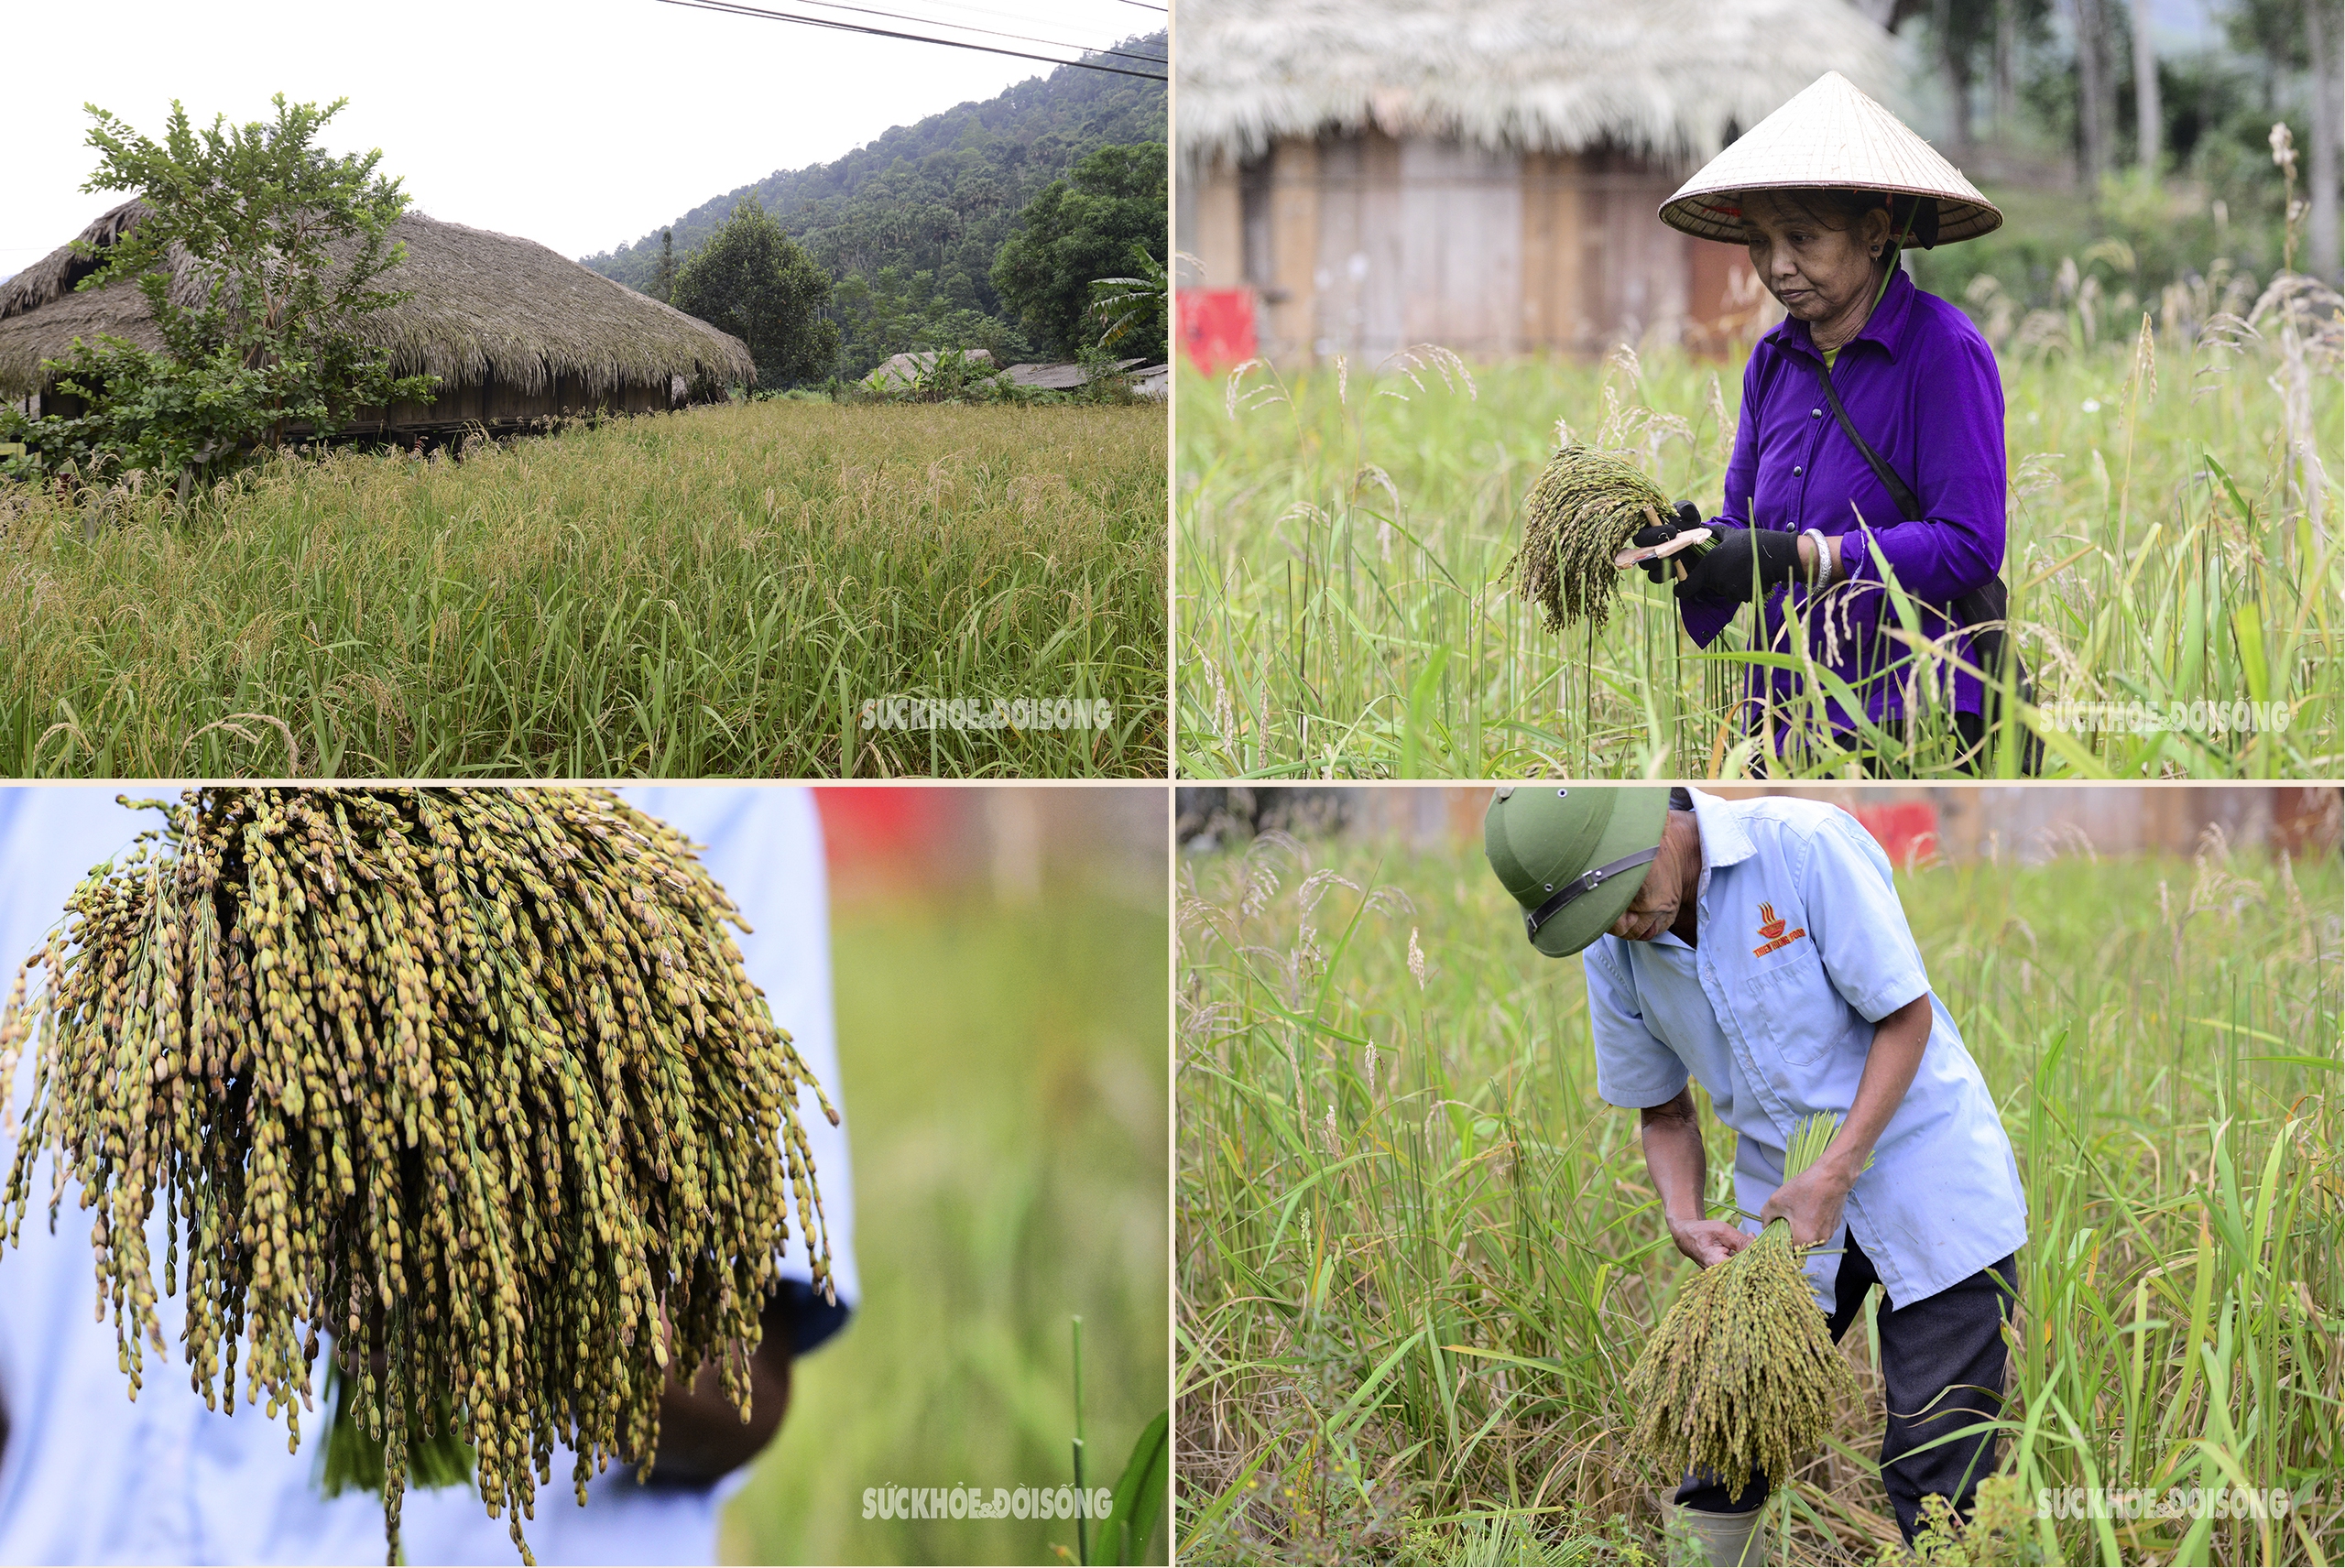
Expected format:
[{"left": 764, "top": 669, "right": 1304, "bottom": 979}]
[
  {"left": 1179, "top": 289, "right": 1256, "bottom": 374},
  {"left": 1853, "top": 801, "right": 1941, "bottom": 869}
]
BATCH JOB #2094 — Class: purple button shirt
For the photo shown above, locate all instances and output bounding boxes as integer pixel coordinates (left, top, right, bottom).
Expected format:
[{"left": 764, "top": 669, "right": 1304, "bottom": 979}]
[{"left": 1682, "top": 267, "right": 2008, "bottom": 731}]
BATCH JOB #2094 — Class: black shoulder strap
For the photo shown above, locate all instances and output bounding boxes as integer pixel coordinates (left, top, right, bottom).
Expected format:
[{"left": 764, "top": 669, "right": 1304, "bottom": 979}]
[
  {"left": 1805, "top": 355, "right": 2040, "bottom": 772},
  {"left": 1810, "top": 358, "right": 1922, "bottom": 522}
]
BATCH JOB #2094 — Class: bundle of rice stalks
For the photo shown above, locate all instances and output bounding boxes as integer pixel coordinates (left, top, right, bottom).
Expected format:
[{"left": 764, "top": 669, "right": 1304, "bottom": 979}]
[
  {"left": 1506, "top": 445, "right": 1675, "bottom": 633},
  {"left": 1622, "top": 1114, "right": 1868, "bottom": 1496},
  {"left": 0, "top": 788, "right": 836, "bottom": 1564}
]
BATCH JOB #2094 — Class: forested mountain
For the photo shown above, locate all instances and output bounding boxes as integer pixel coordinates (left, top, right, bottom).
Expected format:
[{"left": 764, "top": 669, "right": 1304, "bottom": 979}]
[{"left": 581, "top": 38, "right": 1164, "bottom": 376}]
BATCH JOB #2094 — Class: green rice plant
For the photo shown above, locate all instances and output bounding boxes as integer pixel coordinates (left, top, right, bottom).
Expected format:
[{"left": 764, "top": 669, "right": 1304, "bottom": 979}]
[
  {"left": 1176, "top": 285, "right": 2340, "bottom": 779},
  {"left": 0, "top": 400, "right": 1165, "bottom": 778},
  {"left": 1175, "top": 816, "right": 2340, "bottom": 1565}
]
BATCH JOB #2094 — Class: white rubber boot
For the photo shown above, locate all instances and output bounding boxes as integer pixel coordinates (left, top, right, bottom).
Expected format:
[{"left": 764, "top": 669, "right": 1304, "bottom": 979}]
[{"left": 1665, "top": 1502, "right": 1766, "bottom": 1566}]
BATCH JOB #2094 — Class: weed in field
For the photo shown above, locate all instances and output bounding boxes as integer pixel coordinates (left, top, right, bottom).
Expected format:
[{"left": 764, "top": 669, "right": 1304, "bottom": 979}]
[
  {"left": 0, "top": 400, "right": 1165, "bottom": 777},
  {"left": 1175, "top": 820, "right": 2340, "bottom": 1565},
  {"left": 1175, "top": 275, "right": 2340, "bottom": 779}
]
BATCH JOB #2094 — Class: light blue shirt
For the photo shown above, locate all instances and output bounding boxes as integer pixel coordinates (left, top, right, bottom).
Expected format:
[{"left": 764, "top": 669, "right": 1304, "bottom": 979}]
[
  {"left": 0, "top": 786, "right": 856, "bottom": 1565},
  {"left": 1582, "top": 788, "right": 2026, "bottom": 1311}
]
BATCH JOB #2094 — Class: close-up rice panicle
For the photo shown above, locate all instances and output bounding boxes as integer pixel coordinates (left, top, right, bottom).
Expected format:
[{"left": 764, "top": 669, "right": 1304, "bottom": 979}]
[
  {"left": 0, "top": 788, "right": 837, "bottom": 1565},
  {"left": 1624, "top": 1113, "right": 1871, "bottom": 1497},
  {"left": 1507, "top": 445, "right": 1676, "bottom": 635}
]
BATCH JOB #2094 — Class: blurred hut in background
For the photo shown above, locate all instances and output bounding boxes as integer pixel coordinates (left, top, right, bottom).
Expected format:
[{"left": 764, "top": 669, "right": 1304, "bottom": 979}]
[
  {"left": 1, "top": 201, "right": 756, "bottom": 439},
  {"left": 1178, "top": 785, "right": 2344, "bottom": 866},
  {"left": 816, "top": 787, "right": 1163, "bottom": 906},
  {"left": 1173, "top": 0, "right": 1896, "bottom": 366}
]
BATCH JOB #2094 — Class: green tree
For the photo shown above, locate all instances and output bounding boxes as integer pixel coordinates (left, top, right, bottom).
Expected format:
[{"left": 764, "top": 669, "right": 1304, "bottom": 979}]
[
  {"left": 2, "top": 94, "right": 437, "bottom": 482},
  {"left": 989, "top": 143, "right": 1167, "bottom": 359},
  {"left": 670, "top": 200, "right": 840, "bottom": 389},
  {"left": 652, "top": 228, "right": 677, "bottom": 304},
  {"left": 580, "top": 43, "right": 1164, "bottom": 376}
]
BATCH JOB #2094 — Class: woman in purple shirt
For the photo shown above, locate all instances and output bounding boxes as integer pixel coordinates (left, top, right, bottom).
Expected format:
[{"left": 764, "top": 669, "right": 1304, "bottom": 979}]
[{"left": 1631, "top": 72, "right": 2036, "bottom": 773}]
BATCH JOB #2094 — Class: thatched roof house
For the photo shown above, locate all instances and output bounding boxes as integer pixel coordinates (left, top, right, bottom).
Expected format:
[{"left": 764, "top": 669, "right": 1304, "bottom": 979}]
[
  {"left": 1175, "top": 0, "right": 1896, "bottom": 362},
  {"left": 0, "top": 201, "right": 757, "bottom": 435}
]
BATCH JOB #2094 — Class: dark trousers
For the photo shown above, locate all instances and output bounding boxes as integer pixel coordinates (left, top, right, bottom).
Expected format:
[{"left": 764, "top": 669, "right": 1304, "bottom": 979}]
[{"left": 1674, "top": 1233, "right": 2018, "bottom": 1543}]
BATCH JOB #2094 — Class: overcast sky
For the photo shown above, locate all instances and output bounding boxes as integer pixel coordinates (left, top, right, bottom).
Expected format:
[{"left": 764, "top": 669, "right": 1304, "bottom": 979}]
[{"left": 2, "top": 0, "right": 1164, "bottom": 278}]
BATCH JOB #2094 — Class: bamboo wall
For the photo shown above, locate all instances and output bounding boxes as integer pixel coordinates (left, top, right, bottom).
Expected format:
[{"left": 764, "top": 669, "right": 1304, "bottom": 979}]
[{"left": 1178, "top": 132, "right": 1753, "bottom": 365}]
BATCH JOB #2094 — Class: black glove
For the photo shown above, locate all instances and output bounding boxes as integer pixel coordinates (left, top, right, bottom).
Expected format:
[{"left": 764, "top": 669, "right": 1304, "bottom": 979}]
[
  {"left": 1628, "top": 501, "right": 1707, "bottom": 583},
  {"left": 1674, "top": 525, "right": 1805, "bottom": 604}
]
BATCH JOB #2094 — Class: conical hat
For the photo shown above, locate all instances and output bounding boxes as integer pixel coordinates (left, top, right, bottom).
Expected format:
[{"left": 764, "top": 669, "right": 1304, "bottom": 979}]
[{"left": 1659, "top": 71, "right": 2001, "bottom": 246}]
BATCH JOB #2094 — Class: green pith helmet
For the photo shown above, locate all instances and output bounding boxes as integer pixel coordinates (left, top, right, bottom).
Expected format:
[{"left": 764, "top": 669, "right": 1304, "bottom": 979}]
[{"left": 1485, "top": 787, "right": 1674, "bottom": 956}]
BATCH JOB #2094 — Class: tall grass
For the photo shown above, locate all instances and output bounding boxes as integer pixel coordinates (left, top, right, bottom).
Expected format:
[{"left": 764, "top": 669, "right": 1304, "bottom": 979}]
[
  {"left": 727, "top": 879, "right": 1169, "bottom": 1563},
  {"left": 0, "top": 400, "right": 1166, "bottom": 777},
  {"left": 1176, "top": 278, "right": 2340, "bottom": 779},
  {"left": 1175, "top": 811, "right": 2340, "bottom": 1564}
]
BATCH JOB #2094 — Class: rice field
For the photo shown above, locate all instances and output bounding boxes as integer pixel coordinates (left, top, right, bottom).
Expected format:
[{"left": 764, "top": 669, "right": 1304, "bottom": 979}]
[
  {"left": 728, "top": 877, "right": 1170, "bottom": 1563},
  {"left": 0, "top": 400, "right": 1166, "bottom": 777},
  {"left": 1175, "top": 277, "right": 2341, "bottom": 779},
  {"left": 1175, "top": 805, "right": 2341, "bottom": 1565}
]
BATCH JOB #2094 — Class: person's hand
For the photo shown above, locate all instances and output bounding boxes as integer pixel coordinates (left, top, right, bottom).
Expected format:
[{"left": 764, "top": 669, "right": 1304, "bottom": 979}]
[
  {"left": 1667, "top": 1216, "right": 1753, "bottom": 1268},
  {"left": 1757, "top": 1161, "right": 1854, "bottom": 1249},
  {"left": 638, "top": 1292, "right": 797, "bottom": 1486},
  {"left": 1674, "top": 525, "right": 1804, "bottom": 604},
  {"left": 1628, "top": 501, "right": 1707, "bottom": 583}
]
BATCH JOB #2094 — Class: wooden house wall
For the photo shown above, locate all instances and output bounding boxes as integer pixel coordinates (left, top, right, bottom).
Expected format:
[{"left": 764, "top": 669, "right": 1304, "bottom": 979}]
[
  {"left": 1178, "top": 155, "right": 1245, "bottom": 291},
  {"left": 342, "top": 371, "right": 683, "bottom": 437},
  {"left": 1179, "top": 135, "right": 1755, "bottom": 365}
]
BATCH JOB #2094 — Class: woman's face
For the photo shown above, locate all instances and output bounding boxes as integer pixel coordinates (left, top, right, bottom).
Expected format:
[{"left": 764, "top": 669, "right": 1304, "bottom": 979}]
[{"left": 1740, "top": 191, "right": 1891, "bottom": 323}]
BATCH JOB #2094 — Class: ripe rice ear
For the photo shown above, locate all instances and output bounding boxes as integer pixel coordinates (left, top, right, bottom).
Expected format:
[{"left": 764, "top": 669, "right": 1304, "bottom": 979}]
[
  {"left": 1622, "top": 1112, "right": 1870, "bottom": 1496},
  {"left": 1506, "top": 446, "right": 1674, "bottom": 634},
  {"left": 0, "top": 788, "right": 836, "bottom": 1565}
]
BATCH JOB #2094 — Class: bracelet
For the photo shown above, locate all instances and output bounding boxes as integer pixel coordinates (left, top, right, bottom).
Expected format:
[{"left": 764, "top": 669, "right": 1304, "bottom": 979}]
[{"left": 1801, "top": 528, "right": 1833, "bottom": 588}]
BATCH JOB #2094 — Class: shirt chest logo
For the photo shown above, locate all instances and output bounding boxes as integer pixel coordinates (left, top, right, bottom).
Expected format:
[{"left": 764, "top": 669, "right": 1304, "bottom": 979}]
[{"left": 1752, "top": 900, "right": 1807, "bottom": 957}]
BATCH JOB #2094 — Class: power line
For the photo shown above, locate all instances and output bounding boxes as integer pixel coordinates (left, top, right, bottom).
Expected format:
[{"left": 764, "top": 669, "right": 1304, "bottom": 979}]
[
  {"left": 655, "top": 0, "right": 1167, "bottom": 80},
  {"left": 662, "top": 0, "right": 1164, "bottom": 75},
  {"left": 831, "top": 0, "right": 1162, "bottom": 49},
  {"left": 758, "top": 0, "right": 1163, "bottom": 64}
]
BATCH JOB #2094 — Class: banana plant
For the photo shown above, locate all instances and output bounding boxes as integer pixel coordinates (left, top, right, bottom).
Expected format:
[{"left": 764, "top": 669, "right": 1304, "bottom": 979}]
[{"left": 1089, "top": 245, "right": 1166, "bottom": 354}]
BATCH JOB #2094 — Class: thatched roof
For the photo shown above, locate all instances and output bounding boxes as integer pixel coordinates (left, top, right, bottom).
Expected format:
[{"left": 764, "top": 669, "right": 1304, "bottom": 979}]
[
  {"left": 1174, "top": 0, "right": 1897, "bottom": 166},
  {"left": 0, "top": 201, "right": 757, "bottom": 399}
]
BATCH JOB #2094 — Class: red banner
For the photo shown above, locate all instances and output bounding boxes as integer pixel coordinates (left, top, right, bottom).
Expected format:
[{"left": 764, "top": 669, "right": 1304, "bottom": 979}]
[{"left": 1178, "top": 289, "right": 1256, "bottom": 373}]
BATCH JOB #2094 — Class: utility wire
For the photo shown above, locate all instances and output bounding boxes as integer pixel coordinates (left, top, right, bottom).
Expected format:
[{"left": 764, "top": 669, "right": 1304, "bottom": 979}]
[
  {"left": 760, "top": 0, "right": 1163, "bottom": 63},
  {"left": 664, "top": 0, "right": 1163, "bottom": 73},
  {"left": 656, "top": 0, "right": 1167, "bottom": 79},
  {"left": 823, "top": 0, "right": 1162, "bottom": 50}
]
